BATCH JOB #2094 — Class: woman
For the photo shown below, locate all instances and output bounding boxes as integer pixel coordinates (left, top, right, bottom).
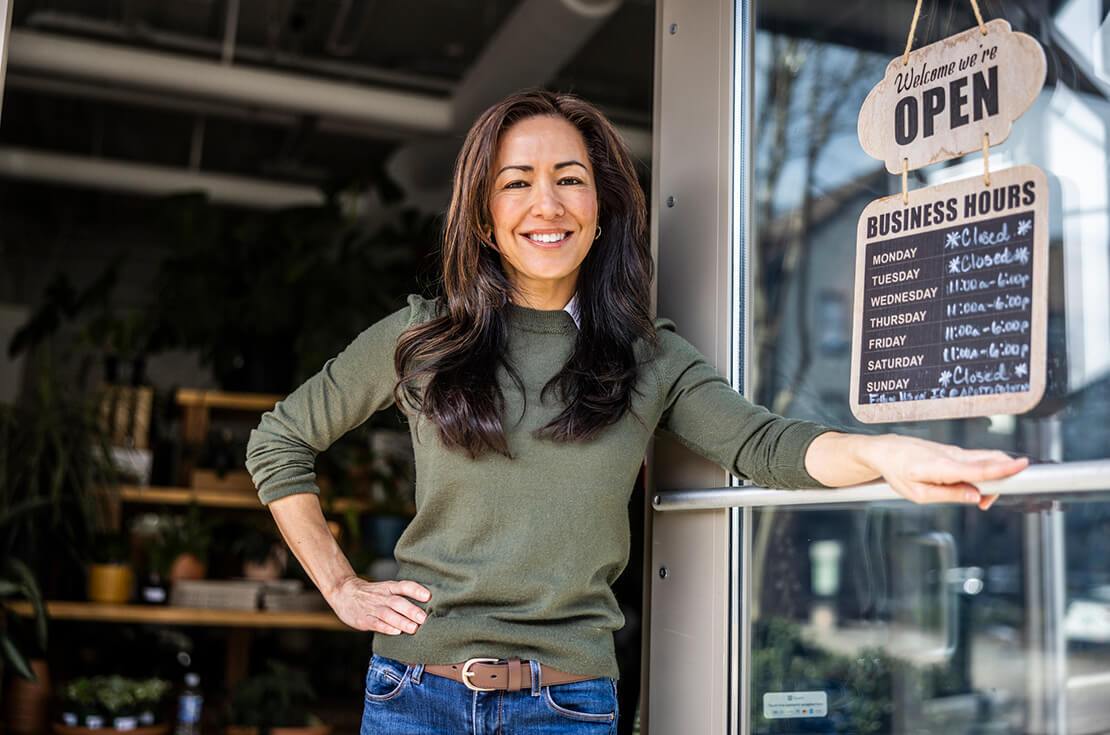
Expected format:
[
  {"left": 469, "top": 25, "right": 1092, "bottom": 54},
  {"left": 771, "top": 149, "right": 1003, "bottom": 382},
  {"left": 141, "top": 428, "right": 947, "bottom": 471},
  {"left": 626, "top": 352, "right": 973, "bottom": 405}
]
[{"left": 245, "top": 90, "right": 1028, "bottom": 733}]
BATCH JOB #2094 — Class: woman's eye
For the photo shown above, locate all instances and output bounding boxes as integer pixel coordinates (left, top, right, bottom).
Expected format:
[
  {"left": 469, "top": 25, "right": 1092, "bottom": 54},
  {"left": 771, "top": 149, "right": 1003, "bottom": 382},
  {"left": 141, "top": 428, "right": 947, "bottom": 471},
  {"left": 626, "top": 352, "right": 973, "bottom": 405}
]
[
  {"left": 559, "top": 177, "right": 583, "bottom": 185},
  {"left": 505, "top": 180, "right": 528, "bottom": 189}
]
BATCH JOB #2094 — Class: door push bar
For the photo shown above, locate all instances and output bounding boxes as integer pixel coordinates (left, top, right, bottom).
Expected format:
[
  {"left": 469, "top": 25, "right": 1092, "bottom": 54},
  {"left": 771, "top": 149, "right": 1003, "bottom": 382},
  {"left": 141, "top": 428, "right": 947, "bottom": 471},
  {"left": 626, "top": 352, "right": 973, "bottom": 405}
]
[{"left": 652, "top": 459, "right": 1110, "bottom": 511}]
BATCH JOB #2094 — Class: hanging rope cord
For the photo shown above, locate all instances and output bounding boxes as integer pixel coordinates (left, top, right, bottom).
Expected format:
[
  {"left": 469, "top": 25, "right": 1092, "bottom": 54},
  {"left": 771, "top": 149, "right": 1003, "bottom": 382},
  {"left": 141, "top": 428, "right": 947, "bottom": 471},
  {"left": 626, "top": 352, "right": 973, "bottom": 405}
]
[
  {"left": 902, "top": 0, "right": 988, "bottom": 65},
  {"left": 899, "top": 0, "right": 992, "bottom": 203}
]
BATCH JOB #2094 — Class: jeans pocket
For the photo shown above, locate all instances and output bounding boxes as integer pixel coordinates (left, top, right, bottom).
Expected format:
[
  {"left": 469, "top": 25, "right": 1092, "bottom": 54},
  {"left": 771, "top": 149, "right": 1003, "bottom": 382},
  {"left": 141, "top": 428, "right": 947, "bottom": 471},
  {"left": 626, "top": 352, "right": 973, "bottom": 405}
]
[
  {"left": 541, "top": 677, "right": 617, "bottom": 723},
  {"left": 364, "top": 653, "right": 412, "bottom": 703}
]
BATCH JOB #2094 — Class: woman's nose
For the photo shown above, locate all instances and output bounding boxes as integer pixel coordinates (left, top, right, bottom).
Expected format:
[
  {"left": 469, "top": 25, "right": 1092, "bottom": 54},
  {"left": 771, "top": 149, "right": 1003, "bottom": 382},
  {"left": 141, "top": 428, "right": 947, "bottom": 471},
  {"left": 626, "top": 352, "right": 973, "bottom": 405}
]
[{"left": 530, "top": 182, "right": 564, "bottom": 218}]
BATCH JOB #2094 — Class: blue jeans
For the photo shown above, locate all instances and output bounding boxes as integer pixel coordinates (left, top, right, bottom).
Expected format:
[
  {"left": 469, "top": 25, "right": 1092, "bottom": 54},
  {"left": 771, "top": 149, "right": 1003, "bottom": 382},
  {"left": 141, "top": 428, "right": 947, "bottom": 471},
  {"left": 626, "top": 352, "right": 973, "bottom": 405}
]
[{"left": 360, "top": 653, "right": 620, "bottom": 734}]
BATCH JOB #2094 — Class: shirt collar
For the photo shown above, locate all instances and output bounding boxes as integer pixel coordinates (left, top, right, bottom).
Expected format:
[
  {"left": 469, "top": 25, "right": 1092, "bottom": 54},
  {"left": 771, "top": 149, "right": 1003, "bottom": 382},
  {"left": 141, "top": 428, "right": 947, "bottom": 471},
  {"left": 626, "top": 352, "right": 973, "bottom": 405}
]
[{"left": 563, "top": 293, "right": 581, "bottom": 329}]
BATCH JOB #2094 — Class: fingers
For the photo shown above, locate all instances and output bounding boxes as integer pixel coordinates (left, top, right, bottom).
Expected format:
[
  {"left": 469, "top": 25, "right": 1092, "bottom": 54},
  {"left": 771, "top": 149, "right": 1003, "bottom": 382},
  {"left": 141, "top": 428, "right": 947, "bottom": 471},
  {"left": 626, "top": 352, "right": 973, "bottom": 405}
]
[
  {"left": 894, "top": 481, "right": 1002, "bottom": 510},
  {"left": 897, "top": 481, "right": 983, "bottom": 505},
  {"left": 914, "top": 455, "right": 1028, "bottom": 485},
  {"left": 373, "top": 604, "right": 421, "bottom": 635},
  {"left": 389, "top": 580, "right": 432, "bottom": 603},
  {"left": 978, "top": 494, "right": 999, "bottom": 510},
  {"left": 386, "top": 595, "right": 428, "bottom": 626},
  {"left": 369, "top": 580, "right": 432, "bottom": 636}
]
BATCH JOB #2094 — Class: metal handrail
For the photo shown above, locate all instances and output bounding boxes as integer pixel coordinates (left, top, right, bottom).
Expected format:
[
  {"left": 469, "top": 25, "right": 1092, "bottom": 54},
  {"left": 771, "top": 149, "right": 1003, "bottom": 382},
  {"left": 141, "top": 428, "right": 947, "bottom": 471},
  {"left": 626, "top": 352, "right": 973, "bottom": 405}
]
[{"left": 652, "top": 459, "right": 1110, "bottom": 511}]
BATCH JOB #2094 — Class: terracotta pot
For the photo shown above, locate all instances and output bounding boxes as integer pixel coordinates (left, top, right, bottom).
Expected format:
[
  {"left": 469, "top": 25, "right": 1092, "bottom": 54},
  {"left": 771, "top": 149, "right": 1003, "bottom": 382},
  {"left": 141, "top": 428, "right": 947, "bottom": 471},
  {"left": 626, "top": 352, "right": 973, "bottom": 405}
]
[
  {"left": 88, "top": 563, "right": 134, "bottom": 604},
  {"left": 226, "top": 725, "right": 331, "bottom": 735},
  {"left": 4, "top": 658, "right": 51, "bottom": 734},
  {"left": 169, "top": 553, "right": 207, "bottom": 582}
]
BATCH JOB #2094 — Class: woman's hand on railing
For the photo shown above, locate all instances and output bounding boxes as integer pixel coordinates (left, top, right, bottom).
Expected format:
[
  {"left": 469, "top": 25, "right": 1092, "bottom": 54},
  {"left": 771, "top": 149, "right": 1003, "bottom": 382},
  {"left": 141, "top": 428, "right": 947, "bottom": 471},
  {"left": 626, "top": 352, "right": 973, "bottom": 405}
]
[{"left": 856, "top": 434, "right": 1029, "bottom": 509}]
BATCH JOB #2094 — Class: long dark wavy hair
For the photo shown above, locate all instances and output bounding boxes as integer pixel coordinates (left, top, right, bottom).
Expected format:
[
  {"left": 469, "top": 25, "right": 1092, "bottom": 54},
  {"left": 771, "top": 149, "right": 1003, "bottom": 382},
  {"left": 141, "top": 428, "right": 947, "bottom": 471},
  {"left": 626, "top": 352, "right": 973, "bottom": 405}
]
[{"left": 393, "top": 89, "right": 657, "bottom": 459}]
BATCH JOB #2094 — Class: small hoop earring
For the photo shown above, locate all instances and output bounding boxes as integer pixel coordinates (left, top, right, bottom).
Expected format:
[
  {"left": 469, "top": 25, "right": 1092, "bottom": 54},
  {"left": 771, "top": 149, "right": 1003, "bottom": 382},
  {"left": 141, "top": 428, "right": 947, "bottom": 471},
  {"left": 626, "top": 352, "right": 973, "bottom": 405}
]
[{"left": 594, "top": 226, "right": 602, "bottom": 241}]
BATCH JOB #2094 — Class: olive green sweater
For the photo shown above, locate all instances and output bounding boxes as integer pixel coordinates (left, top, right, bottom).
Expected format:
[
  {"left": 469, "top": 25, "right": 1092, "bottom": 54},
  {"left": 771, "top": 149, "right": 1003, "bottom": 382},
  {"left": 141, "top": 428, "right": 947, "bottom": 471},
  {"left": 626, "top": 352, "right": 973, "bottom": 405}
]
[{"left": 245, "top": 294, "right": 831, "bottom": 678}]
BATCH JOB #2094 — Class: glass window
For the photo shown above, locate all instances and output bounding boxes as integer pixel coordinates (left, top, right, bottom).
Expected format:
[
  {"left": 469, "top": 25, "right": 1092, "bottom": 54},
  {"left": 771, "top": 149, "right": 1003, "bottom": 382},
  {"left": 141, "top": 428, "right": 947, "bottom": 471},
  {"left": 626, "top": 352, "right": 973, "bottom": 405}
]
[
  {"left": 748, "top": 2, "right": 1110, "bottom": 733},
  {"left": 751, "top": 0, "right": 1109, "bottom": 463},
  {"left": 749, "top": 494, "right": 1110, "bottom": 734}
]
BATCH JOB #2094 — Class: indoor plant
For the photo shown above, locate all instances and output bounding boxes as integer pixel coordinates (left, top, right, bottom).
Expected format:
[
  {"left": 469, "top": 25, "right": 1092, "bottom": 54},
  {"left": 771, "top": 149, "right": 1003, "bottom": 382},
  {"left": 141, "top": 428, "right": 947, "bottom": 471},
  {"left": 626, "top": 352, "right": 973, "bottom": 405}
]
[
  {"left": 231, "top": 524, "right": 288, "bottom": 581},
  {"left": 161, "top": 505, "right": 214, "bottom": 583},
  {"left": 149, "top": 193, "right": 431, "bottom": 393},
  {"left": 225, "top": 660, "right": 329, "bottom": 735},
  {"left": 0, "top": 350, "right": 117, "bottom": 599},
  {"left": 0, "top": 555, "right": 50, "bottom": 734},
  {"left": 58, "top": 675, "right": 171, "bottom": 731},
  {"left": 87, "top": 531, "right": 134, "bottom": 604}
]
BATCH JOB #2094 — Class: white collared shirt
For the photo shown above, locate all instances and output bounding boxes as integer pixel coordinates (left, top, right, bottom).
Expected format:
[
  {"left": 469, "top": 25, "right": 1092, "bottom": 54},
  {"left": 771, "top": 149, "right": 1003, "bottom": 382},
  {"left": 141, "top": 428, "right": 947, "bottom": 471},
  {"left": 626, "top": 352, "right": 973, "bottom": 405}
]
[{"left": 563, "top": 292, "right": 581, "bottom": 329}]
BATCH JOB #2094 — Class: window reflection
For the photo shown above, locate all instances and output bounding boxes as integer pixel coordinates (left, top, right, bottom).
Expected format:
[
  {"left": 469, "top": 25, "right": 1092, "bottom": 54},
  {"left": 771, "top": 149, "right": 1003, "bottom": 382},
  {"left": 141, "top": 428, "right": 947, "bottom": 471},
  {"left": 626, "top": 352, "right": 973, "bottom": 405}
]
[
  {"left": 752, "top": 0, "right": 1110, "bottom": 463},
  {"left": 750, "top": 496, "right": 1110, "bottom": 734},
  {"left": 750, "top": 1, "right": 1110, "bottom": 733}
]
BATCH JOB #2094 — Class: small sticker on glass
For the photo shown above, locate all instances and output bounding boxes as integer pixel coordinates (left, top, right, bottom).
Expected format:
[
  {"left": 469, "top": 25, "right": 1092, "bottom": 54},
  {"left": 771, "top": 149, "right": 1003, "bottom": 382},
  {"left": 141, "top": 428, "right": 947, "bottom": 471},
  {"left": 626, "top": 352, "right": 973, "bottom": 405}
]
[{"left": 763, "top": 691, "right": 828, "bottom": 719}]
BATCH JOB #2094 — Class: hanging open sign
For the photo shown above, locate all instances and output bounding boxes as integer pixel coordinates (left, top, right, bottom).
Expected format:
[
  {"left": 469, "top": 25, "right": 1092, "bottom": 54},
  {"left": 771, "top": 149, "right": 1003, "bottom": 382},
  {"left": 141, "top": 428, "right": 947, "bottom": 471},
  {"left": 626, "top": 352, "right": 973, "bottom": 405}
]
[{"left": 858, "top": 19, "right": 1045, "bottom": 174}]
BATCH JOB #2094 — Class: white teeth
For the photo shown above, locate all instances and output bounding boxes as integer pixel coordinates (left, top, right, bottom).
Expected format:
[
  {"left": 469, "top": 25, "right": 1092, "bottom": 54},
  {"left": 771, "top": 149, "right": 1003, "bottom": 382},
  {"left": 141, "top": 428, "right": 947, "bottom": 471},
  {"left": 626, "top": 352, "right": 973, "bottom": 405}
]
[{"left": 527, "top": 232, "right": 568, "bottom": 244}]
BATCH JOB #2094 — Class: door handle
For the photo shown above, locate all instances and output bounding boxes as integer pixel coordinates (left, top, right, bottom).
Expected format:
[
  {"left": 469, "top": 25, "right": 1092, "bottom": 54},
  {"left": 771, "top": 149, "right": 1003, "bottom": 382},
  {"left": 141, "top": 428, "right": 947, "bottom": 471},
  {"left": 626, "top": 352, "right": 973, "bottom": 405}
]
[{"left": 916, "top": 531, "right": 959, "bottom": 663}]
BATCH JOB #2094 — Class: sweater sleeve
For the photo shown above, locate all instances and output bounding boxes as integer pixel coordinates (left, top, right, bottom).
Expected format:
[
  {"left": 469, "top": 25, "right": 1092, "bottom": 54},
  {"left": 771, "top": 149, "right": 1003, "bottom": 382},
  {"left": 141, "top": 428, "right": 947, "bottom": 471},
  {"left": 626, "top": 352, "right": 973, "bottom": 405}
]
[
  {"left": 245, "top": 294, "right": 433, "bottom": 505},
  {"left": 652, "top": 318, "right": 834, "bottom": 489}
]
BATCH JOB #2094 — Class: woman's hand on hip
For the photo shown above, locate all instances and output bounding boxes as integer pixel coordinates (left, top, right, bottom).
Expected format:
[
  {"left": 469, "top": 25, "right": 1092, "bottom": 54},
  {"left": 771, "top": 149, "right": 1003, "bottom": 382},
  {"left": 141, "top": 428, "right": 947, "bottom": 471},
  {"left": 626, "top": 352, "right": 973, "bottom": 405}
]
[
  {"left": 859, "top": 434, "right": 1028, "bottom": 509},
  {"left": 326, "top": 576, "right": 431, "bottom": 635}
]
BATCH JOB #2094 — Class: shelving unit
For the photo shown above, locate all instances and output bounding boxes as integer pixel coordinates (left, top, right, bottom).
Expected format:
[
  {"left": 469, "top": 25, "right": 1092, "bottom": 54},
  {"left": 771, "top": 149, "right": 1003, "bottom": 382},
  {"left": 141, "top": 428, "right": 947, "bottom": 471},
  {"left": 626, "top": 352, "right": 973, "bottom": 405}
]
[
  {"left": 6, "top": 601, "right": 348, "bottom": 631},
  {"left": 73, "top": 388, "right": 411, "bottom": 690},
  {"left": 114, "top": 484, "right": 408, "bottom": 515},
  {"left": 7, "top": 600, "right": 359, "bottom": 687}
]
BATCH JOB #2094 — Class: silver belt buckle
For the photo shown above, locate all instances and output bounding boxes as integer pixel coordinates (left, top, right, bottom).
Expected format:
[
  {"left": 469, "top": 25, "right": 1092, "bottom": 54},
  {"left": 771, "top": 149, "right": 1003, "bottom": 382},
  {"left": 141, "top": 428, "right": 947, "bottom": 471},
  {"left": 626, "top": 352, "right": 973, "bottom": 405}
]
[{"left": 461, "top": 657, "right": 501, "bottom": 692}]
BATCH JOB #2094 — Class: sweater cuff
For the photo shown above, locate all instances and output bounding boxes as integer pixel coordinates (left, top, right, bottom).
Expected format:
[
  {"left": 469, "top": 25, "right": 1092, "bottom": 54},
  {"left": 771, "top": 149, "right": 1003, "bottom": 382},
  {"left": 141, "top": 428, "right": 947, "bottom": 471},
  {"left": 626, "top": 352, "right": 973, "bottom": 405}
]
[
  {"left": 771, "top": 422, "right": 838, "bottom": 490},
  {"left": 257, "top": 478, "right": 321, "bottom": 506}
]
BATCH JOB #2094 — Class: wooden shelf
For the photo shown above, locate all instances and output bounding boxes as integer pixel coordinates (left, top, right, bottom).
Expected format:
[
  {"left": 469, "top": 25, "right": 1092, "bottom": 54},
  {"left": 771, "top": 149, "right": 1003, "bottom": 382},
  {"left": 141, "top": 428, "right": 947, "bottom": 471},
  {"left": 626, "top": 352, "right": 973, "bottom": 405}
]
[
  {"left": 175, "top": 389, "right": 283, "bottom": 411},
  {"left": 114, "top": 485, "right": 400, "bottom": 514},
  {"left": 6, "top": 601, "right": 352, "bottom": 631},
  {"left": 119, "top": 485, "right": 263, "bottom": 509}
]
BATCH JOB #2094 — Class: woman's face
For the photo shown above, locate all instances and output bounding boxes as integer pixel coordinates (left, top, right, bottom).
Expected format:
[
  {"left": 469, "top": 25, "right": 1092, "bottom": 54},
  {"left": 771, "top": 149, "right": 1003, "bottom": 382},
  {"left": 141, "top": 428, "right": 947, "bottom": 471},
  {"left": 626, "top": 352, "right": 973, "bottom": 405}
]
[{"left": 488, "top": 115, "right": 599, "bottom": 302}]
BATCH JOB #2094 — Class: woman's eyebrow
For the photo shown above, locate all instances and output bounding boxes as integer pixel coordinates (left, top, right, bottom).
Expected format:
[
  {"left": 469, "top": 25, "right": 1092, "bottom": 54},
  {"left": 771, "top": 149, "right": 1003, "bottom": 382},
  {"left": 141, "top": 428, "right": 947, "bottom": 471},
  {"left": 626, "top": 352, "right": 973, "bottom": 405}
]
[{"left": 496, "top": 160, "right": 587, "bottom": 176}]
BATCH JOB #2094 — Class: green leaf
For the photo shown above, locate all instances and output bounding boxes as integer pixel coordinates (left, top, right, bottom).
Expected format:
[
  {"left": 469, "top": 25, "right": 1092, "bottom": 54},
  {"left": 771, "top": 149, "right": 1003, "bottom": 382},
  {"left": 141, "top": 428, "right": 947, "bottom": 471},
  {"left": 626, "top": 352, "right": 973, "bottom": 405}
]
[{"left": 0, "top": 633, "right": 36, "bottom": 681}]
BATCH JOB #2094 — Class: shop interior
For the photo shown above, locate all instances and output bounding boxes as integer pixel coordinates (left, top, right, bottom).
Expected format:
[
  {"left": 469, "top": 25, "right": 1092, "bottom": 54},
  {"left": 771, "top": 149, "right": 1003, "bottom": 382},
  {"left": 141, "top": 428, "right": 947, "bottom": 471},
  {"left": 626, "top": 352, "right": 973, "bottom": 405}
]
[{"left": 0, "top": 1, "right": 652, "bottom": 734}]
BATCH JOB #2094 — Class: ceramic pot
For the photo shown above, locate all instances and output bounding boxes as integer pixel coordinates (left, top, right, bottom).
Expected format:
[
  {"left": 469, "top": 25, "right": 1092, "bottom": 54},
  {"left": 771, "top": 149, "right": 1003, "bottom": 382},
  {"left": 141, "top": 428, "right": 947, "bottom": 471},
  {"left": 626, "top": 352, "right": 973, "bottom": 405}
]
[
  {"left": 168, "top": 553, "right": 207, "bottom": 582},
  {"left": 4, "top": 658, "right": 51, "bottom": 734},
  {"left": 88, "top": 563, "right": 134, "bottom": 604}
]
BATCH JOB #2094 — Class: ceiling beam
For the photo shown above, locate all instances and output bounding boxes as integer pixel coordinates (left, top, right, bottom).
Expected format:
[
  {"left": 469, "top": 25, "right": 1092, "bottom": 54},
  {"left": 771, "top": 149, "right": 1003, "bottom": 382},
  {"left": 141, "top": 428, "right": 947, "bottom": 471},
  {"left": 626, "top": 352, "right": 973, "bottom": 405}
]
[
  {"left": 7, "top": 29, "right": 453, "bottom": 133},
  {"left": 0, "top": 146, "right": 325, "bottom": 209}
]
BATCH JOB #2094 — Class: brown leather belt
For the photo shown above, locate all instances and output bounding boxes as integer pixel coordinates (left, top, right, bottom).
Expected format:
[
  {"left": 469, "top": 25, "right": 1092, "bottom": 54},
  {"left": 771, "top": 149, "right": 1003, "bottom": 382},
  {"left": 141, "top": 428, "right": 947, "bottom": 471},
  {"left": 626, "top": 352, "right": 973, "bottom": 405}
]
[{"left": 423, "top": 657, "right": 595, "bottom": 692}]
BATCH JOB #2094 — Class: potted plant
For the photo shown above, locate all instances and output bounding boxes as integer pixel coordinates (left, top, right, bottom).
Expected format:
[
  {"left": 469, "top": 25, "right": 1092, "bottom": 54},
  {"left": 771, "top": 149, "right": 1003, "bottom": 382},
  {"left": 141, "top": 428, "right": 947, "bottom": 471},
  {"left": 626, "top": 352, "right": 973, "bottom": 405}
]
[
  {"left": 87, "top": 532, "right": 134, "bottom": 604},
  {"left": 0, "top": 349, "right": 117, "bottom": 600},
  {"left": 58, "top": 678, "right": 97, "bottom": 727},
  {"left": 364, "top": 430, "right": 416, "bottom": 561},
  {"left": 231, "top": 525, "right": 288, "bottom": 581},
  {"left": 57, "top": 675, "right": 171, "bottom": 733},
  {"left": 225, "top": 660, "right": 330, "bottom": 735},
  {"left": 96, "top": 675, "right": 142, "bottom": 731},
  {"left": 148, "top": 193, "right": 430, "bottom": 393},
  {"left": 133, "top": 677, "right": 171, "bottom": 726},
  {"left": 162, "top": 505, "right": 214, "bottom": 583},
  {"left": 0, "top": 556, "right": 50, "bottom": 735}
]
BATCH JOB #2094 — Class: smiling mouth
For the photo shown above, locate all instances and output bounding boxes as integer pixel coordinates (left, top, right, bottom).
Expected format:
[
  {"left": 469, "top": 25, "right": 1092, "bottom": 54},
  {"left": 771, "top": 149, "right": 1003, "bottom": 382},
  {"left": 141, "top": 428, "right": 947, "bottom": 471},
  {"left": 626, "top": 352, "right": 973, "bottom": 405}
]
[{"left": 521, "top": 231, "right": 573, "bottom": 245}]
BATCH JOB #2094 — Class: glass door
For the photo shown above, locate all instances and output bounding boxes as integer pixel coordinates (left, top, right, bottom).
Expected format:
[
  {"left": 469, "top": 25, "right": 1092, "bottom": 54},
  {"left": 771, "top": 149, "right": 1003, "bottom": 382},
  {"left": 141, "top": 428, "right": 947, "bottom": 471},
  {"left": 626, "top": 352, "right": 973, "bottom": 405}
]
[
  {"left": 740, "top": 0, "right": 1110, "bottom": 732},
  {"left": 748, "top": 492, "right": 1110, "bottom": 734}
]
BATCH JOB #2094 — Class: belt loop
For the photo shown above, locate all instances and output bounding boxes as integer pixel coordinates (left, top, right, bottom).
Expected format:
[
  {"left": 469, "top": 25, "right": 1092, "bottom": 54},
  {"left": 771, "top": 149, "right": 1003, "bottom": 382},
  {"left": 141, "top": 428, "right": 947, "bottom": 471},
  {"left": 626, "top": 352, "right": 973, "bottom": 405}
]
[
  {"left": 411, "top": 662, "right": 425, "bottom": 685},
  {"left": 507, "top": 657, "right": 522, "bottom": 691},
  {"left": 529, "top": 659, "right": 542, "bottom": 697}
]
